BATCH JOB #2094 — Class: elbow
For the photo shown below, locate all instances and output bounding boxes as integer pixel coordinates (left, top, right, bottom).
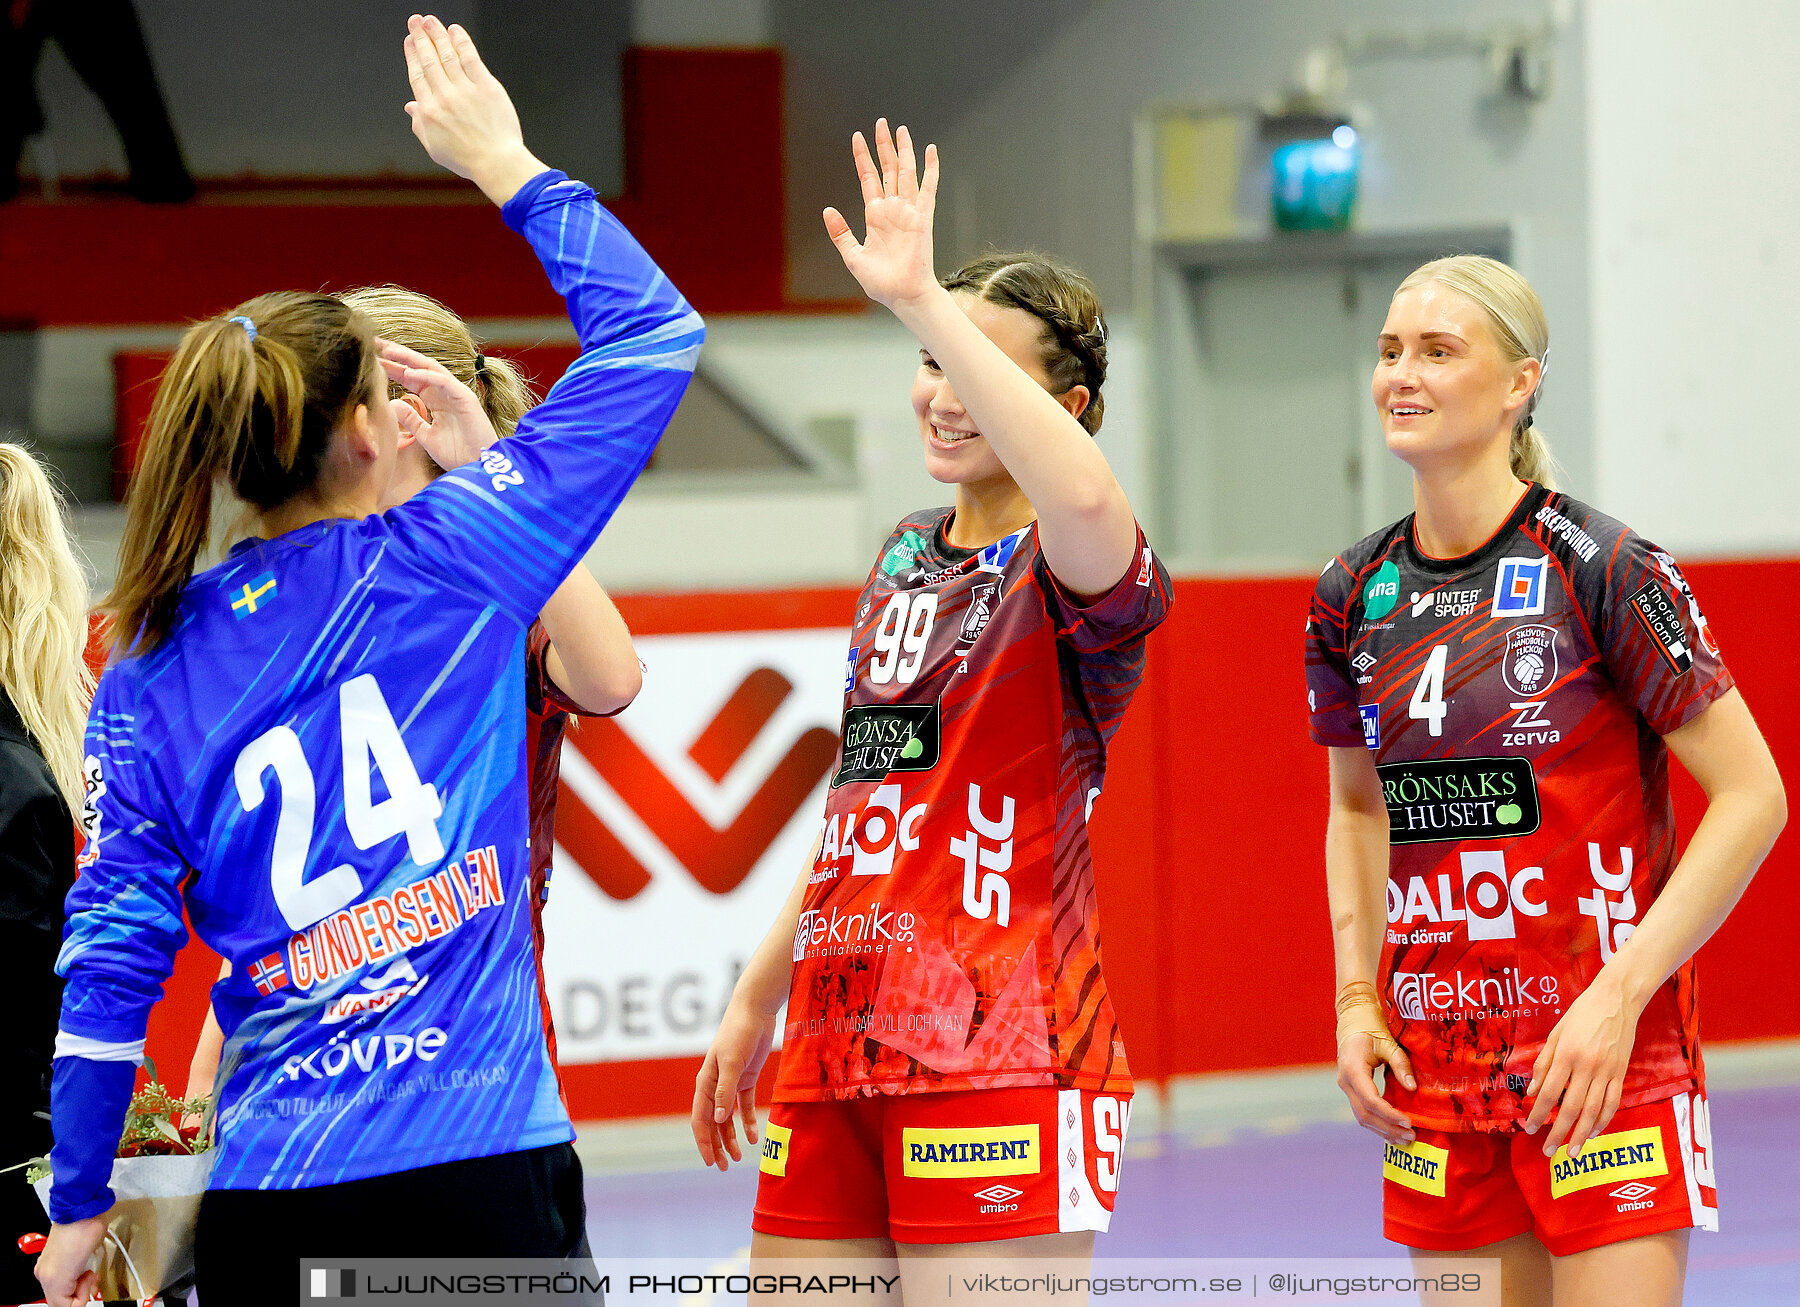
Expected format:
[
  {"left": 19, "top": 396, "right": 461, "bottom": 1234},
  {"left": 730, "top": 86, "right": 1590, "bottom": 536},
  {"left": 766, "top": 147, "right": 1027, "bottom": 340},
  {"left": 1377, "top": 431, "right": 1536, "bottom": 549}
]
[
  {"left": 612, "top": 660, "right": 646, "bottom": 711},
  {"left": 576, "top": 662, "right": 643, "bottom": 717},
  {"left": 1064, "top": 480, "right": 1128, "bottom": 527}
]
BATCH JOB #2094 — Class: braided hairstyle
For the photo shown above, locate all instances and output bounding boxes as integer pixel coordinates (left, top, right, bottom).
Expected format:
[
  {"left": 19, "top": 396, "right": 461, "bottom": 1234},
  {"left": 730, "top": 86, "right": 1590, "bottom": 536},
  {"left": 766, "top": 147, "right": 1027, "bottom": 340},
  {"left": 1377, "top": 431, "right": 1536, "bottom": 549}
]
[{"left": 941, "top": 252, "right": 1108, "bottom": 434}]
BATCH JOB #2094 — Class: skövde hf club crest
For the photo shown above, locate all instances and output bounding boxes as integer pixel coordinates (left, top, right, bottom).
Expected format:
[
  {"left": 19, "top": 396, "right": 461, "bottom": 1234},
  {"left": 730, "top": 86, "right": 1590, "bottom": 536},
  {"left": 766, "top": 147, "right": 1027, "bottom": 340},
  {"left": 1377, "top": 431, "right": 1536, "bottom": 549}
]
[{"left": 1502, "top": 624, "right": 1559, "bottom": 697}]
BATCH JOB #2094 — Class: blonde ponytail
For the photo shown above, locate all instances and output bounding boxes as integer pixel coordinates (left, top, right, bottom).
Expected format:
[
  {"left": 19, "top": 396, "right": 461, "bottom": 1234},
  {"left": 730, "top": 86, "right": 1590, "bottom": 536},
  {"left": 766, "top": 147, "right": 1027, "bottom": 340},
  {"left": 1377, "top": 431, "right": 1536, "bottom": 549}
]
[
  {"left": 1397, "top": 255, "right": 1557, "bottom": 489},
  {"left": 1510, "top": 423, "right": 1562, "bottom": 491},
  {"left": 0, "top": 443, "right": 95, "bottom": 812},
  {"left": 342, "top": 286, "right": 537, "bottom": 444}
]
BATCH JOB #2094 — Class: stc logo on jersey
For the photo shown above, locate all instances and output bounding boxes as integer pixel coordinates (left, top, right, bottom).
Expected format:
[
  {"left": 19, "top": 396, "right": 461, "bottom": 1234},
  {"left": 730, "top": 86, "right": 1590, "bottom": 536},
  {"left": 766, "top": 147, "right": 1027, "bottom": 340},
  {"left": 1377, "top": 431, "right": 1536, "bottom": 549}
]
[
  {"left": 1388, "top": 851, "right": 1547, "bottom": 943},
  {"left": 1492, "top": 557, "right": 1549, "bottom": 617}
]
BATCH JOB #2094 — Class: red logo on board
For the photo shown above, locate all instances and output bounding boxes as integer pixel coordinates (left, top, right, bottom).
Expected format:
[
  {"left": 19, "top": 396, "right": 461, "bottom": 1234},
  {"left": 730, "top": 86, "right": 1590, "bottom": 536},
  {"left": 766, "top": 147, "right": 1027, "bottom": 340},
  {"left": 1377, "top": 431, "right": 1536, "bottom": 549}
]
[{"left": 556, "top": 667, "right": 837, "bottom": 900}]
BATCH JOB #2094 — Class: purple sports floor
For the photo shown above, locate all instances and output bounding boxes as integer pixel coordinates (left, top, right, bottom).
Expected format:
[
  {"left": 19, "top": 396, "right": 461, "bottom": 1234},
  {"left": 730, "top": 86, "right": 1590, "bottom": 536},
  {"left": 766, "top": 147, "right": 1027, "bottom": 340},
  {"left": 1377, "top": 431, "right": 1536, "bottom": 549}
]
[{"left": 584, "top": 1084, "right": 1799, "bottom": 1305}]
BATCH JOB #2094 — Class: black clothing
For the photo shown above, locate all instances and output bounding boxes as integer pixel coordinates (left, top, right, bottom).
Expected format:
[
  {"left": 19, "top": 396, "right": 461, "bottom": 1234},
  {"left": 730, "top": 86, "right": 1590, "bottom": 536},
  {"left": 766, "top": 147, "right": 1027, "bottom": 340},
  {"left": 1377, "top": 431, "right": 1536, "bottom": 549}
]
[
  {"left": 195, "top": 1142, "right": 597, "bottom": 1305},
  {"left": 0, "top": 686, "right": 74, "bottom": 1302},
  {"left": 1, "top": 0, "right": 194, "bottom": 202}
]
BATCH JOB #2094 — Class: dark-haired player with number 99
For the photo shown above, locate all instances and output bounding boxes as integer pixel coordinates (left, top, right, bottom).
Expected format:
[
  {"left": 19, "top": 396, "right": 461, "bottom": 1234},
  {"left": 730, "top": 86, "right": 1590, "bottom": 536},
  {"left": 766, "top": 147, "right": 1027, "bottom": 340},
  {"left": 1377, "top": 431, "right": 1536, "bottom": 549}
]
[
  {"left": 1306, "top": 256, "right": 1785, "bottom": 1305},
  {"left": 692, "top": 120, "right": 1169, "bottom": 1270}
]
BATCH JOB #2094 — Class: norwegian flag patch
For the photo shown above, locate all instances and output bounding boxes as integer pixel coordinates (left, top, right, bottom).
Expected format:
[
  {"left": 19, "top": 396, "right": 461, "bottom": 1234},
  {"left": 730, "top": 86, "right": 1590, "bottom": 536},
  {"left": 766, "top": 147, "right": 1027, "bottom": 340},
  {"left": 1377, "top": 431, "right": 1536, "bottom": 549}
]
[{"left": 248, "top": 952, "right": 289, "bottom": 996}]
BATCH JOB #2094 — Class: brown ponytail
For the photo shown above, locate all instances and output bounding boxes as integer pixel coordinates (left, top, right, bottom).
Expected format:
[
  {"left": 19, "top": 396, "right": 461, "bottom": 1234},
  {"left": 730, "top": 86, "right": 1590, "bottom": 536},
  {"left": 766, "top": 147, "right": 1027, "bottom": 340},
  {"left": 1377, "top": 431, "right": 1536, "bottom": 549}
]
[
  {"left": 941, "top": 252, "right": 1109, "bottom": 434},
  {"left": 102, "top": 292, "right": 376, "bottom": 657}
]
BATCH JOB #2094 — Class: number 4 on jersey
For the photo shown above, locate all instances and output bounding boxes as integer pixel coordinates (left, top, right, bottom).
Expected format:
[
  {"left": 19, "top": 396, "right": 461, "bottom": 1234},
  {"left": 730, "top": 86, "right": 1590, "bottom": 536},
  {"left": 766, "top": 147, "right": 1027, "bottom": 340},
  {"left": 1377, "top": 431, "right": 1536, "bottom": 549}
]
[
  {"left": 340, "top": 675, "right": 444, "bottom": 864},
  {"left": 237, "top": 674, "right": 445, "bottom": 931},
  {"left": 1409, "top": 644, "right": 1450, "bottom": 737}
]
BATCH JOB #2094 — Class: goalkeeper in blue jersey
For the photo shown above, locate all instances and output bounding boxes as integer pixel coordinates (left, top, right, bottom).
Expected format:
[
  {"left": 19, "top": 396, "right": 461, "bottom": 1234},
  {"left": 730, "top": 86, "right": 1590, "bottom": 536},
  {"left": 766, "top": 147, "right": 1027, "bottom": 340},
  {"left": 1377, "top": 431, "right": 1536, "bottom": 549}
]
[{"left": 35, "top": 16, "right": 701, "bottom": 1304}]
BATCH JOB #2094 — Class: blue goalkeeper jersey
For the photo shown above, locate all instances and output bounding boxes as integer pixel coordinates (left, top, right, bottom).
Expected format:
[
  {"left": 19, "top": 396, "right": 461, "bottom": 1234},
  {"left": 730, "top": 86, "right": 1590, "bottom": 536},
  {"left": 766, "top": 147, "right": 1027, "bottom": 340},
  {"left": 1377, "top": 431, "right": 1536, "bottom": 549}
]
[{"left": 49, "top": 170, "right": 702, "bottom": 1221}]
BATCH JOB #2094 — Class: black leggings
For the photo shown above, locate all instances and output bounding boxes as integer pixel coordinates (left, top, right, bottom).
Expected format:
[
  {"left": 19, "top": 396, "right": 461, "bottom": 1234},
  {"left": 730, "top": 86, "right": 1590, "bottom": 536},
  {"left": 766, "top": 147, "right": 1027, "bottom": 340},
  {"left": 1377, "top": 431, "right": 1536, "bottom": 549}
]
[{"left": 196, "top": 1142, "right": 591, "bottom": 1305}]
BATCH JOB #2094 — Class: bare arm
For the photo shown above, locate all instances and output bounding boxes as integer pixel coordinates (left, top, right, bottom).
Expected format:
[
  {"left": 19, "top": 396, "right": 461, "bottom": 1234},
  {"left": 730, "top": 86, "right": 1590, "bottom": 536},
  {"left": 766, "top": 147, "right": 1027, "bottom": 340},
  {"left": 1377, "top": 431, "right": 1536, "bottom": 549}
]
[
  {"left": 539, "top": 565, "right": 642, "bottom": 715},
  {"left": 691, "top": 838, "right": 815, "bottom": 1170},
  {"left": 184, "top": 959, "right": 232, "bottom": 1103},
  {"left": 825, "top": 122, "right": 1138, "bottom": 597},
  {"left": 1525, "top": 688, "right": 1786, "bottom": 1152},
  {"left": 1326, "top": 746, "right": 1416, "bottom": 1143},
  {"left": 1602, "top": 689, "right": 1786, "bottom": 1006}
]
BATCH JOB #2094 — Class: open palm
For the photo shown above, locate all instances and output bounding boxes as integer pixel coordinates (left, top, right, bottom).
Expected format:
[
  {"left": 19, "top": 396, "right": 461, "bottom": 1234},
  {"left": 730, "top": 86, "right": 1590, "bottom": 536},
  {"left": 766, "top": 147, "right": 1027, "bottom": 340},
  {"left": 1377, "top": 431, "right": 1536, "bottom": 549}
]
[{"left": 824, "top": 119, "right": 940, "bottom": 311}]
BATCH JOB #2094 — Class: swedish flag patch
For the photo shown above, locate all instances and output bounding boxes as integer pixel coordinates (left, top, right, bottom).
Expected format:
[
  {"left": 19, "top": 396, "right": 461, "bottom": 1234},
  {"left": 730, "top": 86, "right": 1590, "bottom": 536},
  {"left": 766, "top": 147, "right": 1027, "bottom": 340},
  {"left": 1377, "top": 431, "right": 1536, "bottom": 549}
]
[{"left": 230, "top": 572, "right": 278, "bottom": 619}]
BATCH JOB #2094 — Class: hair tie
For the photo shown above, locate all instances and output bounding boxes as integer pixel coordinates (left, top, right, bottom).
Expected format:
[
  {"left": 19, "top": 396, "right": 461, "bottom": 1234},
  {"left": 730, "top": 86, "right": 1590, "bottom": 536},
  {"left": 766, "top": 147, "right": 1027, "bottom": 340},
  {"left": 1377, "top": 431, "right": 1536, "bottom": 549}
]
[
  {"left": 228, "top": 315, "right": 258, "bottom": 342},
  {"left": 473, "top": 352, "right": 488, "bottom": 378}
]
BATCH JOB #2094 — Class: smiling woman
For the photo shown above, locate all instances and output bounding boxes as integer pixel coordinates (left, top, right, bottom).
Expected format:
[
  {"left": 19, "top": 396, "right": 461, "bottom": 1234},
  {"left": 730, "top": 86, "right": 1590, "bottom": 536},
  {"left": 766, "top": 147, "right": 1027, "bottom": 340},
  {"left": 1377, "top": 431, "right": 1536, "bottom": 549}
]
[
  {"left": 691, "top": 120, "right": 1171, "bottom": 1292},
  {"left": 1305, "top": 254, "right": 1785, "bottom": 1307},
  {"left": 1379, "top": 256, "right": 1558, "bottom": 492}
]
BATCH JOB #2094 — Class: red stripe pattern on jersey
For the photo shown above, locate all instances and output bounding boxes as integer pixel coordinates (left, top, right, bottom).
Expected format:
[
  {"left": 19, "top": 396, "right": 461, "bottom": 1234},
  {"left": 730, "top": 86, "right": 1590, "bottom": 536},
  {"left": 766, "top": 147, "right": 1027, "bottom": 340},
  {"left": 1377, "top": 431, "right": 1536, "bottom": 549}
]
[
  {"left": 1305, "top": 486, "right": 1732, "bottom": 1131},
  {"left": 776, "top": 509, "right": 1171, "bottom": 1102},
  {"left": 524, "top": 620, "right": 611, "bottom": 1100}
]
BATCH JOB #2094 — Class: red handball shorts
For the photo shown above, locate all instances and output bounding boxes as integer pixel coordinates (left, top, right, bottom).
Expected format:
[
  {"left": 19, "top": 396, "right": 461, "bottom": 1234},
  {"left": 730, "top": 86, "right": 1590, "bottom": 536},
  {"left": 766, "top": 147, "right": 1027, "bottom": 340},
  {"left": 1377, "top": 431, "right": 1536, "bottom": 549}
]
[
  {"left": 1382, "top": 1089, "right": 1718, "bottom": 1256},
  {"left": 752, "top": 1086, "right": 1132, "bottom": 1245}
]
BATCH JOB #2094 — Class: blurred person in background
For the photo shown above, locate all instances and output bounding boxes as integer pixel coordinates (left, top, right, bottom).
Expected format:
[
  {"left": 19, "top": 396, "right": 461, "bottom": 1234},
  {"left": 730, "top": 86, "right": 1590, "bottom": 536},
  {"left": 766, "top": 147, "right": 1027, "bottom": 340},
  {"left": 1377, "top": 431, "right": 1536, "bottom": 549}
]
[
  {"left": 693, "top": 121, "right": 1169, "bottom": 1290},
  {"left": 0, "top": 0, "right": 193, "bottom": 202},
  {"left": 1307, "top": 255, "right": 1785, "bottom": 1306},
  {"left": 0, "top": 442, "right": 93, "bottom": 1303},
  {"left": 185, "top": 285, "right": 645, "bottom": 1107},
  {"left": 32, "top": 16, "right": 698, "bottom": 1304}
]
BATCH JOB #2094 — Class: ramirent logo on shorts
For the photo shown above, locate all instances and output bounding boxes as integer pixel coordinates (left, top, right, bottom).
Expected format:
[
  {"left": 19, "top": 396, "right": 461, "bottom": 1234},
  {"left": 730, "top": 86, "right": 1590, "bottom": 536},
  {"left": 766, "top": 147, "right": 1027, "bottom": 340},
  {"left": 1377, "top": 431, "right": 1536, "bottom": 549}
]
[
  {"left": 901, "top": 1126, "right": 1040, "bottom": 1178},
  {"left": 760, "top": 1121, "right": 793, "bottom": 1177},
  {"left": 1549, "top": 1127, "right": 1668, "bottom": 1199},
  {"left": 1383, "top": 1139, "right": 1448, "bottom": 1197}
]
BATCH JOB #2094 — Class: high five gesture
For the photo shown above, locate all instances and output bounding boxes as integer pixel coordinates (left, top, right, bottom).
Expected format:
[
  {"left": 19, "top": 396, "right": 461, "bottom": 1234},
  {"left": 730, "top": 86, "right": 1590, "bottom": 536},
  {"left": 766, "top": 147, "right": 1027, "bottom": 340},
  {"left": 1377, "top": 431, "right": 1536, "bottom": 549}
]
[
  {"left": 402, "top": 13, "right": 546, "bottom": 206},
  {"left": 825, "top": 119, "right": 1139, "bottom": 597},
  {"left": 823, "top": 120, "right": 940, "bottom": 312}
]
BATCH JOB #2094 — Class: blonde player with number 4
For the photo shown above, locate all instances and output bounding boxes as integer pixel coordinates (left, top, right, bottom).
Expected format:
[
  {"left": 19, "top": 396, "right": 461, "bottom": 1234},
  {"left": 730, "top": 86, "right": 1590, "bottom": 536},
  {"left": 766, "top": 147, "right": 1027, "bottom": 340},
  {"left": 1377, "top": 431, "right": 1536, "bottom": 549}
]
[{"left": 1307, "top": 255, "right": 1785, "bottom": 1306}]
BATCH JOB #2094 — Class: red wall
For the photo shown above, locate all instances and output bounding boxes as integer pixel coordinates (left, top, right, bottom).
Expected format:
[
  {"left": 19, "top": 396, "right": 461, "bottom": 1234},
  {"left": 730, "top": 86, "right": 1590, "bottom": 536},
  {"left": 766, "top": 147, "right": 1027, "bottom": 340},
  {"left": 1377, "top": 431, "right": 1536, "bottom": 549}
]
[{"left": 139, "top": 561, "right": 1798, "bottom": 1113}]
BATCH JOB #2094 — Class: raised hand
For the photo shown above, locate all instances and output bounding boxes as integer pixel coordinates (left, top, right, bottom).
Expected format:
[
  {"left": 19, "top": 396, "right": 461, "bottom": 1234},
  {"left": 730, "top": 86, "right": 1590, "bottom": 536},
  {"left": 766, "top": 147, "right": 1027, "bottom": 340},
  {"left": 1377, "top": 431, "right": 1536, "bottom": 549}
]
[
  {"left": 823, "top": 119, "right": 941, "bottom": 312},
  {"left": 402, "top": 13, "right": 547, "bottom": 205},
  {"left": 377, "top": 337, "right": 498, "bottom": 472}
]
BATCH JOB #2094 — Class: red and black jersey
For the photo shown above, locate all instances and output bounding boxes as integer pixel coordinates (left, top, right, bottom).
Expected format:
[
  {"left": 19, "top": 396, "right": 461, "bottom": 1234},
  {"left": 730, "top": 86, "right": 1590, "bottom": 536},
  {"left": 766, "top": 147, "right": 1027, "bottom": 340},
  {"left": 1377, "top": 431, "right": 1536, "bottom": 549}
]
[
  {"left": 523, "top": 619, "right": 616, "bottom": 1089},
  {"left": 776, "top": 508, "right": 1171, "bottom": 1102},
  {"left": 1306, "top": 484, "right": 1732, "bottom": 1131}
]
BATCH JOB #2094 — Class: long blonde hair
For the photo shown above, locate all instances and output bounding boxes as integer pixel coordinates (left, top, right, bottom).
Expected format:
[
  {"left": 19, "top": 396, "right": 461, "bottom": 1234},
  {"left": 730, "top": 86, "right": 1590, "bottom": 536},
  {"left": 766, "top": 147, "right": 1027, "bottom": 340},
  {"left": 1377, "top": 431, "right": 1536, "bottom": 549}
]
[
  {"left": 341, "top": 286, "right": 536, "bottom": 450},
  {"left": 1396, "top": 255, "right": 1560, "bottom": 489},
  {"left": 0, "top": 443, "right": 96, "bottom": 812}
]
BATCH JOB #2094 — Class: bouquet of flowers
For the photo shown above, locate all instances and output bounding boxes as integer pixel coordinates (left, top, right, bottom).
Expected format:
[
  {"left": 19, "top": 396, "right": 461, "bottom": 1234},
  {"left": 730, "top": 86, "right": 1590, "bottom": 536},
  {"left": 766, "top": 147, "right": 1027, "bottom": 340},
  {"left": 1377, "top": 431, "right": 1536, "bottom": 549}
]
[{"left": 22, "top": 1064, "right": 213, "bottom": 1306}]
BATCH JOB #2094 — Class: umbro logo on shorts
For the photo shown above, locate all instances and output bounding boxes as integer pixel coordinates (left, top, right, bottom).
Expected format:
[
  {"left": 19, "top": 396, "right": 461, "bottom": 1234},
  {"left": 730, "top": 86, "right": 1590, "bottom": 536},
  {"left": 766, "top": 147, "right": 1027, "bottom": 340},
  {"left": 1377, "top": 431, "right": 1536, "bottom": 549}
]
[{"left": 972, "top": 1184, "right": 1024, "bottom": 1203}]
